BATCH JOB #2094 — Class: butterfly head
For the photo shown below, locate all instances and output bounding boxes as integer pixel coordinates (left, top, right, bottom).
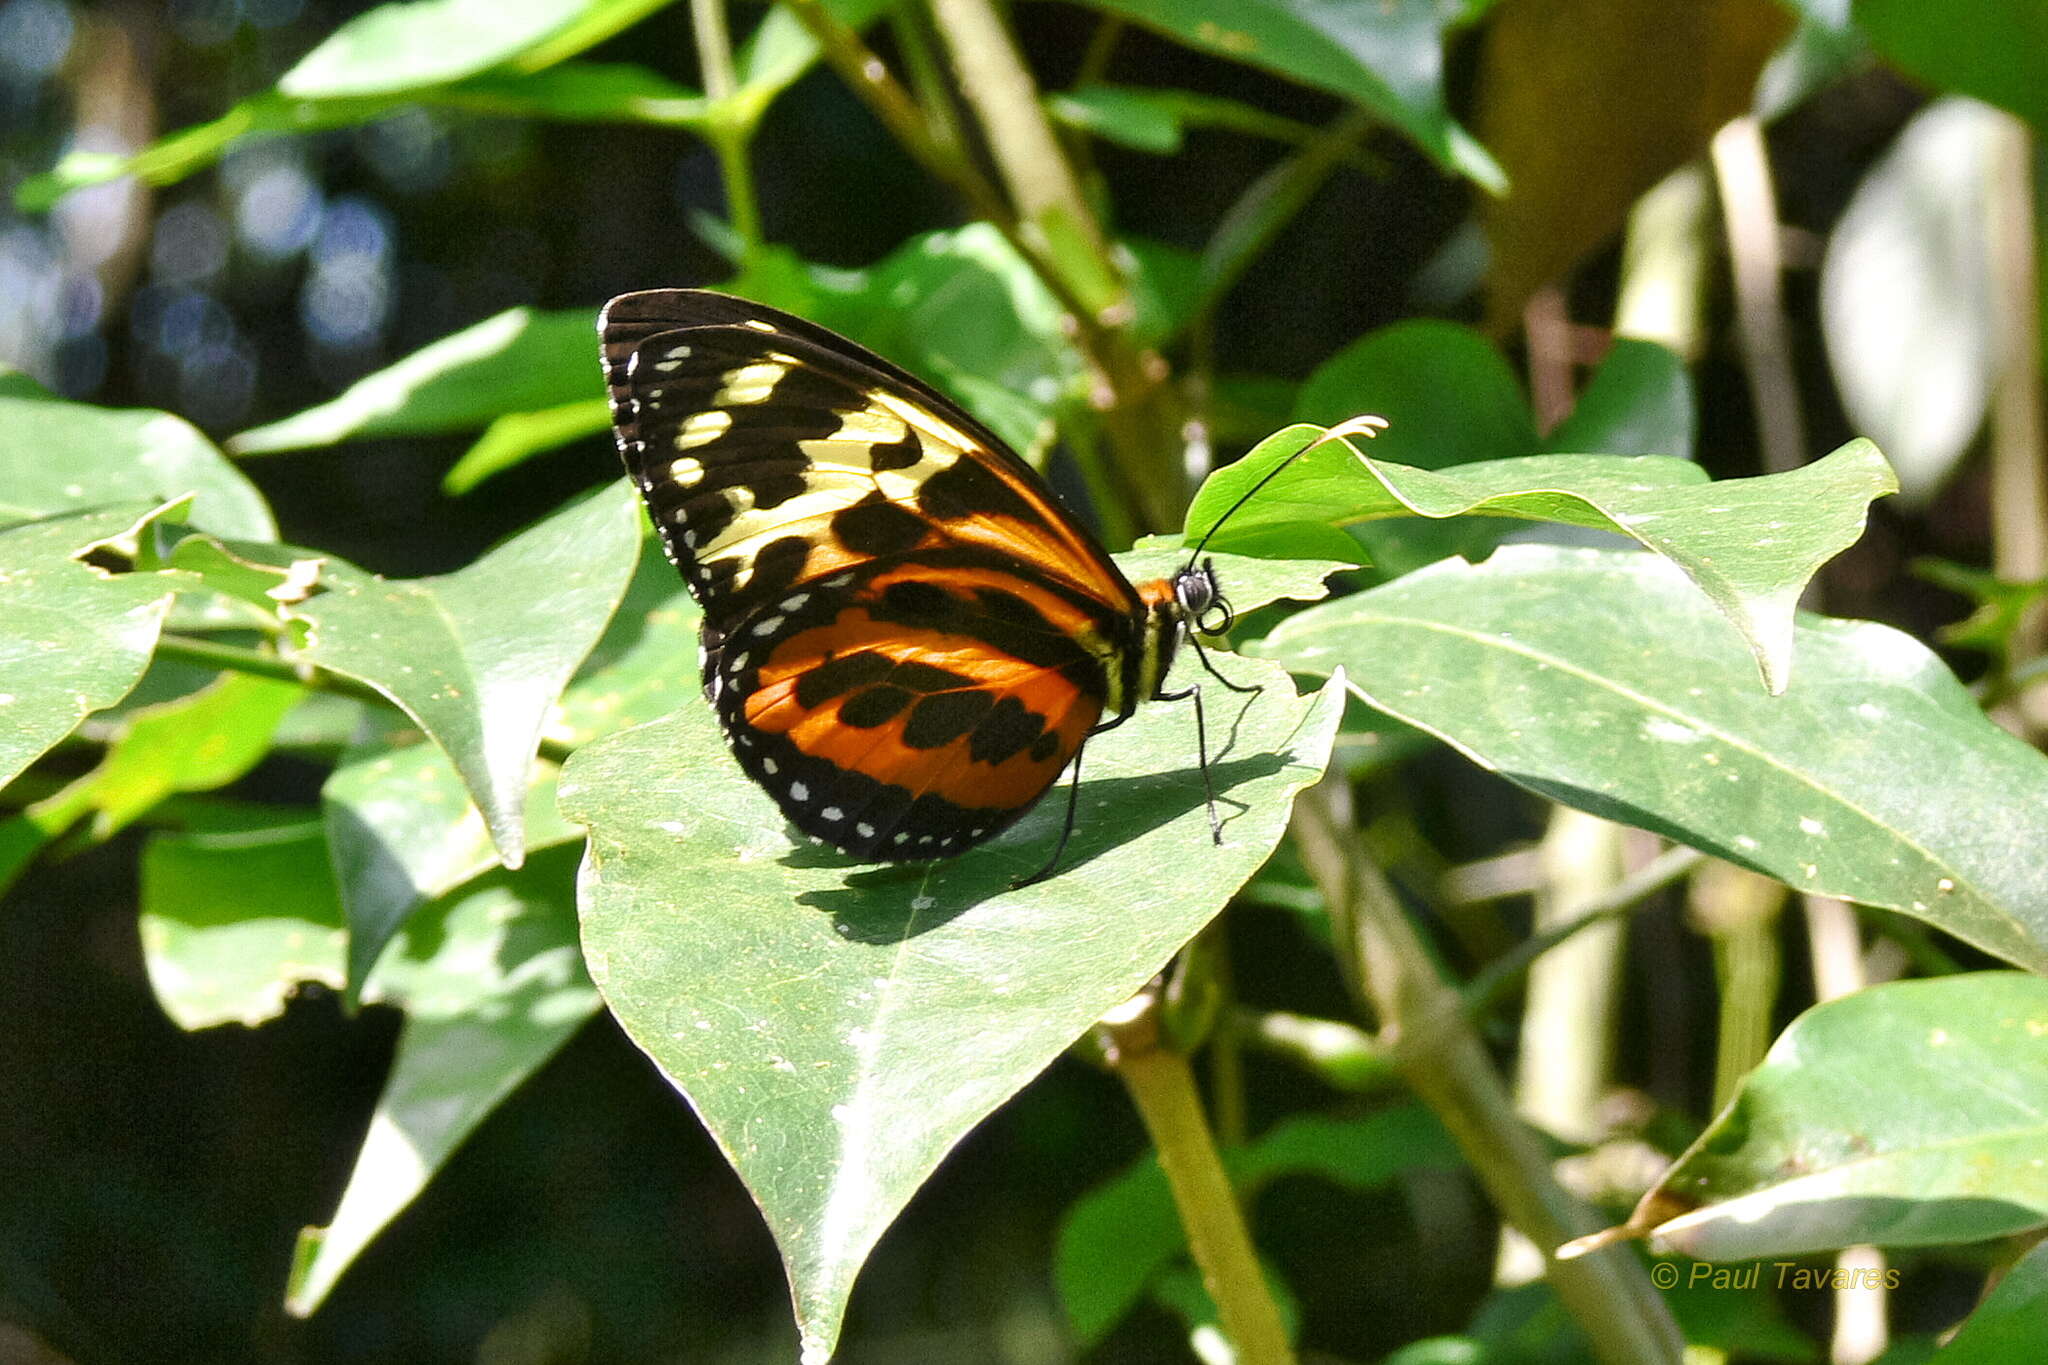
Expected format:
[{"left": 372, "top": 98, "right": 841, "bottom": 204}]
[{"left": 1173, "top": 557, "right": 1234, "bottom": 637}]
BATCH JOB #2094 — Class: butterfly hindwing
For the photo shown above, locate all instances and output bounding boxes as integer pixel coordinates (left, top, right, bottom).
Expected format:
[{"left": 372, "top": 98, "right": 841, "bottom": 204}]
[{"left": 709, "top": 558, "right": 1108, "bottom": 857}]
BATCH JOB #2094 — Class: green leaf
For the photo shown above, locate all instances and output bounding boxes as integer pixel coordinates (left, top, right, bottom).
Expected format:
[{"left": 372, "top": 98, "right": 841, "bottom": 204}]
[
  {"left": 0, "top": 375, "right": 274, "bottom": 537},
  {"left": 426, "top": 61, "right": 705, "bottom": 122},
  {"left": 1295, "top": 322, "right": 1539, "bottom": 468},
  {"left": 1933, "top": 1239, "right": 2048, "bottom": 1362},
  {"left": 324, "top": 728, "right": 580, "bottom": 997},
  {"left": 1120, "top": 539, "right": 1356, "bottom": 613},
  {"left": 285, "top": 846, "right": 599, "bottom": 1316},
  {"left": 1054, "top": 83, "right": 1356, "bottom": 157},
  {"left": 559, "top": 641, "right": 1343, "bottom": 1361},
  {"left": 1057, "top": 1106, "right": 1462, "bottom": 1343},
  {"left": 1258, "top": 545, "right": 2048, "bottom": 974},
  {"left": 1194, "top": 429, "right": 1896, "bottom": 692},
  {"left": 278, "top": 0, "right": 597, "bottom": 98},
  {"left": 0, "top": 504, "right": 180, "bottom": 791},
  {"left": 1291, "top": 322, "right": 1537, "bottom": 574},
  {"left": 442, "top": 399, "right": 613, "bottom": 494},
  {"left": 242, "top": 480, "right": 638, "bottom": 864},
  {"left": 1543, "top": 338, "right": 1695, "bottom": 461},
  {"left": 1071, "top": 0, "right": 1504, "bottom": 190},
  {"left": 1856, "top": 0, "right": 2048, "bottom": 133},
  {"left": 230, "top": 308, "right": 600, "bottom": 454},
  {"left": 1049, "top": 85, "right": 1187, "bottom": 153},
  {"left": 1625, "top": 974, "right": 2048, "bottom": 1259},
  {"left": 33, "top": 671, "right": 303, "bottom": 841},
  {"left": 553, "top": 535, "right": 703, "bottom": 748},
  {"left": 1916, "top": 557, "right": 2048, "bottom": 667},
  {"left": 1820, "top": 97, "right": 2003, "bottom": 503},
  {"left": 139, "top": 819, "right": 348, "bottom": 1028}
]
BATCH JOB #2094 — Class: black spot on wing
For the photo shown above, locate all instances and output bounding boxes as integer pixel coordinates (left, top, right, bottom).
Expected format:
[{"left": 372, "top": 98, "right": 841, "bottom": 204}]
[
  {"left": 968, "top": 695, "right": 1045, "bottom": 765},
  {"left": 917, "top": 450, "right": 1044, "bottom": 525},
  {"left": 833, "top": 494, "right": 928, "bottom": 555},
  {"left": 795, "top": 650, "right": 896, "bottom": 709},
  {"left": 1029, "top": 730, "right": 1060, "bottom": 762},
  {"left": 748, "top": 535, "right": 812, "bottom": 601},
  {"left": 870, "top": 428, "right": 922, "bottom": 471},
  {"left": 840, "top": 685, "right": 914, "bottom": 728},
  {"left": 901, "top": 689, "right": 996, "bottom": 749}
]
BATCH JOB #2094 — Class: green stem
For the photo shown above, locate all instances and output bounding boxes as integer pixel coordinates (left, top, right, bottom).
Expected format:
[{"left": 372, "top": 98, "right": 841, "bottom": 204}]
[
  {"left": 154, "top": 633, "right": 381, "bottom": 704},
  {"left": 928, "top": 0, "right": 1107, "bottom": 262},
  {"left": 1290, "top": 783, "right": 1683, "bottom": 1365},
  {"left": 692, "top": 0, "right": 763, "bottom": 256},
  {"left": 1463, "top": 845, "right": 1704, "bottom": 1018},
  {"left": 151, "top": 633, "right": 577, "bottom": 764},
  {"left": 1099, "top": 997, "right": 1295, "bottom": 1365}
]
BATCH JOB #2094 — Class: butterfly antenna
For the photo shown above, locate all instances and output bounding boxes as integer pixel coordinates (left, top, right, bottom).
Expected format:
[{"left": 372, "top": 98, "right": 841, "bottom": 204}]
[{"left": 1181, "top": 415, "right": 1389, "bottom": 569}]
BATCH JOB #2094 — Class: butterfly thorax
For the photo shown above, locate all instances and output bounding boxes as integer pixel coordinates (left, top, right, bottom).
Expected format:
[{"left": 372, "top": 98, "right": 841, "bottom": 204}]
[{"left": 1114, "top": 578, "right": 1187, "bottom": 719}]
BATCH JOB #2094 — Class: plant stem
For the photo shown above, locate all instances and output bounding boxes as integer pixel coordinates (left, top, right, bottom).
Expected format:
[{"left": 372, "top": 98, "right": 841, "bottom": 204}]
[
  {"left": 1290, "top": 782, "right": 1683, "bottom": 1365},
  {"left": 692, "top": 0, "right": 763, "bottom": 257},
  {"left": 928, "top": 0, "right": 1107, "bottom": 264},
  {"left": 152, "top": 633, "right": 577, "bottom": 764},
  {"left": 1711, "top": 115, "right": 1805, "bottom": 476},
  {"left": 154, "top": 633, "right": 382, "bottom": 704},
  {"left": 1099, "top": 996, "right": 1295, "bottom": 1365},
  {"left": 1986, "top": 112, "right": 2047, "bottom": 661}
]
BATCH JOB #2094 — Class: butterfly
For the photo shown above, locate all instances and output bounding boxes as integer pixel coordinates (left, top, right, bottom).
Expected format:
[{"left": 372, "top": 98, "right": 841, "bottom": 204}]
[{"left": 598, "top": 289, "right": 1257, "bottom": 883}]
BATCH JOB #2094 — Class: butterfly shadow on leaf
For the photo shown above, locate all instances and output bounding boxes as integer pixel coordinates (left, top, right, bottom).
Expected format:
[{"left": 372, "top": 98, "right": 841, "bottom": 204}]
[{"left": 794, "top": 751, "right": 1287, "bottom": 945}]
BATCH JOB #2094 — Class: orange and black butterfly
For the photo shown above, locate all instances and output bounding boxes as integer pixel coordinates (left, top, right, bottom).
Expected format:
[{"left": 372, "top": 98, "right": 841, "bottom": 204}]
[{"left": 599, "top": 290, "right": 1253, "bottom": 881}]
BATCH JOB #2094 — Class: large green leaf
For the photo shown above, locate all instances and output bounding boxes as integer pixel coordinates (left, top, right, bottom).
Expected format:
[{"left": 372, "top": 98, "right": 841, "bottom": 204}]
[
  {"left": 559, "top": 640, "right": 1343, "bottom": 1360},
  {"left": 1058, "top": 1105, "right": 1463, "bottom": 1344},
  {"left": 1282, "top": 327, "right": 1693, "bottom": 574},
  {"left": 1258, "top": 545, "right": 2048, "bottom": 973},
  {"left": 0, "top": 377, "right": 273, "bottom": 536},
  {"left": 0, "top": 505, "right": 181, "bottom": 791},
  {"left": 324, "top": 729, "right": 580, "bottom": 997},
  {"left": 230, "top": 308, "right": 599, "bottom": 454},
  {"left": 1617, "top": 974, "right": 2048, "bottom": 1259},
  {"left": 1196, "top": 429, "right": 1896, "bottom": 692},
  {"left": 286, "top": 847, "right": 598, "bottom": 1316},
  {"left": 138, "top": 821, "right": 598, "bottom": 1314},
  {"left": 1071, "top": 0, "right": 1504, "bottom": 189},
  {"left": 238, "top": 481, "right": 638, "bottom": 864},
  {"left": 1934, "top": 1238, "right": 2048, "bottom": 1362},
  {"left": 1856, "top": 0, "right": 2048, "bottom": 133}
]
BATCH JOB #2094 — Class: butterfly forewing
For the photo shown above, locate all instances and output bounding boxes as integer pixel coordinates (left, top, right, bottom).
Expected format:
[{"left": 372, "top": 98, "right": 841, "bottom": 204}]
[{"left": 599, "top": 289, "right": 1148, "bottom": 859}]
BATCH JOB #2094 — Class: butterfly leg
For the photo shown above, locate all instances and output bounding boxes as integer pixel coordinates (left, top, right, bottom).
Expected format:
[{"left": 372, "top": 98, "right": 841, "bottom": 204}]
[
  {"left": 1012, "top": 714, "right": 1130, "bottom": 889},
  {"left": 1158, "top": 684, "right": 1225, "bottom": 845}
]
